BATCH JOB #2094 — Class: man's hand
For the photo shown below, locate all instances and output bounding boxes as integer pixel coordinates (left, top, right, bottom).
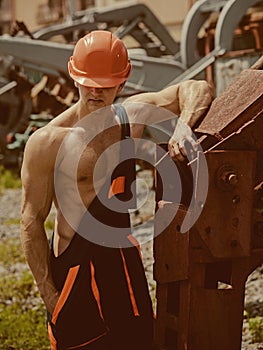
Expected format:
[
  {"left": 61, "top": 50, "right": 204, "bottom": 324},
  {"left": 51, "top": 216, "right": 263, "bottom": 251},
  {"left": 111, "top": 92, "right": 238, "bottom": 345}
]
[
  {"left": 167, "top": 79, "right": 213, "bottom": 162},
  {"left": 168, "top": 120, "right": 197, "bottom": 162}
]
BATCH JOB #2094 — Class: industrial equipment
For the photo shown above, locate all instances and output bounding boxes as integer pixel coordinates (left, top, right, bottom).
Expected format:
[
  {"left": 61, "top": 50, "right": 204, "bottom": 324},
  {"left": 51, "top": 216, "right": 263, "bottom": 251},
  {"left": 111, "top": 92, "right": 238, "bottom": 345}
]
[{"left": 153, "top": 55, "right": 263, "bottom": 350}]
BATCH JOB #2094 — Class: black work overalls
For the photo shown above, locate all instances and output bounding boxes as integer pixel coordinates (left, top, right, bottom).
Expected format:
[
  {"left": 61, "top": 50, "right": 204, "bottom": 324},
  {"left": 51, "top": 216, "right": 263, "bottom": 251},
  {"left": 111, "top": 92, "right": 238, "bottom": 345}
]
[{"left": 48, "top": 105, "right": 154, "bottom": 350}]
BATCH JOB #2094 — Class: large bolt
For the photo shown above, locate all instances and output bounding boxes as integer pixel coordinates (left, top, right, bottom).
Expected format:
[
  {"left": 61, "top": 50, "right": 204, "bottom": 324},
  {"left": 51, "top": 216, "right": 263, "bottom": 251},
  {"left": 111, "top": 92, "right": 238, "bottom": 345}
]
[
  {"left": 216, "top": 165, "right": 239, "bottom": 190},
  {"left": 227, "top": 173, "right": 238, "bottom": 185}
]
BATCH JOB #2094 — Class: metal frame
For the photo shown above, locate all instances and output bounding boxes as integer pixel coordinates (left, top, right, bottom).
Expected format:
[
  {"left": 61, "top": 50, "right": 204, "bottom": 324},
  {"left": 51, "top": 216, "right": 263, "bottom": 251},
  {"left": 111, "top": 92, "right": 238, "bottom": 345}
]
[
  {"left": 180, "top": 0, "right": 215, "bottom": 68},
  {"left": 153, "top": 60, "right": 263, "bottom": 350},
  {"left": 174, "top": 0, "right": 263, "bottom": 85},
  {"left": 215, "top": 0, "right": 262, "bottom": 51},
  {"left": 0, "top": 1, "right": 262, "bottom": 93},
  {"left": 33, "top": 3, "right": 179, "bottom": 57}
]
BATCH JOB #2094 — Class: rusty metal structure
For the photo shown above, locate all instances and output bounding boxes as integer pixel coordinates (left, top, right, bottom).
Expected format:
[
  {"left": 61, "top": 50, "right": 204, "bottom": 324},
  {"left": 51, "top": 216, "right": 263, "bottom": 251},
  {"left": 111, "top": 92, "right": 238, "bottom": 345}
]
[{"left": 153, "top": 56, "right": 263, "bottom": 350}]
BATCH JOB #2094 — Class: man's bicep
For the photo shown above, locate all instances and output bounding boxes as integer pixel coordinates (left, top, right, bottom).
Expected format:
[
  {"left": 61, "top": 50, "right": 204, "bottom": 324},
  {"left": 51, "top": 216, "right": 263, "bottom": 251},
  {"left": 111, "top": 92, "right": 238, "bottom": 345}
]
[
  {"left": 178, "top": 80, "right": 213, "bottom": 126},
  {"left": 21, "top": 135, "right": 55, "bottom": 222}
]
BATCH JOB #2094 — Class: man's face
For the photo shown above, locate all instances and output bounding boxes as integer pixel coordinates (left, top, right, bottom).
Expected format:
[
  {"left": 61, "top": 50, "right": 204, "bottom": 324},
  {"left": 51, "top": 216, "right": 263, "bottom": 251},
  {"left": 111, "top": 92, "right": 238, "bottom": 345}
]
[{"left": 77, "top": 84, "right": 122, "bottom": 112}]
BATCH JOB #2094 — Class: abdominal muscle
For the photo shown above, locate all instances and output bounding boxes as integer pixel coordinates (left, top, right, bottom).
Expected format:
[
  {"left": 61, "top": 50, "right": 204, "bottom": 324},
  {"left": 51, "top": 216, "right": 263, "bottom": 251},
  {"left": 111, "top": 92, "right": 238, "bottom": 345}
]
[
  {"left": 52, "top": 178, "right": 101, "bottom": 257},
  {"left": 51, "top": 115, "right": 121, "bottom": 257}
]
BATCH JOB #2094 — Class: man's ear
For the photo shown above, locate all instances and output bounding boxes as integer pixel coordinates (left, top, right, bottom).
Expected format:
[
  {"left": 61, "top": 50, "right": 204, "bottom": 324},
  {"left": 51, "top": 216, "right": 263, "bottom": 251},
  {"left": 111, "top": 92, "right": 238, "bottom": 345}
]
[
  {"left": 118, "top": 82, "right": 125, "bottom": 92},
  {"left": 74, "top": 81, "right": 79, "bottom": 88}
]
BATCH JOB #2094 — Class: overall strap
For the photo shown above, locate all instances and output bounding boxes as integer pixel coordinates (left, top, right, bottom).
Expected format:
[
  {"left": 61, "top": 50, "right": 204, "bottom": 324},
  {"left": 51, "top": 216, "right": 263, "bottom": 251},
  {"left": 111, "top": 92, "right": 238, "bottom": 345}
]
[
  {"left": 113, "top": 103, "right": 130, "bottom": 139},
  {"left": 111, "top": 103, "right": 136, "bottom": 209}
]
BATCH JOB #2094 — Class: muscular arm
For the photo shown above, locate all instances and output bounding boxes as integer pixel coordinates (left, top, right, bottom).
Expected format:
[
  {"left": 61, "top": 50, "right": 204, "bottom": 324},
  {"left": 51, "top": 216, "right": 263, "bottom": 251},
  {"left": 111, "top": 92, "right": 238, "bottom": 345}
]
[
  {"left": 176, "top": 80, "right": 213, "bottom": 127},
  {"left": 124, "top": 80, "right": 213, "bottom": 160},
  {"left": 20, "top": 126, "right": 59, "bottom": 314},
  {"left": 125, "top": 80, "right": 212, "bottom": 124}
]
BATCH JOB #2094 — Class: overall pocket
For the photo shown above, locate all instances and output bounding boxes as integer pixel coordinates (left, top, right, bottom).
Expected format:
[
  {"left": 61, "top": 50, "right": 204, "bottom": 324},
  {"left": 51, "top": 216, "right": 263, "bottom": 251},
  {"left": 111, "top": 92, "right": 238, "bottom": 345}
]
[{"left": 48, "top": 264, "right": 108, "bottom": 349}]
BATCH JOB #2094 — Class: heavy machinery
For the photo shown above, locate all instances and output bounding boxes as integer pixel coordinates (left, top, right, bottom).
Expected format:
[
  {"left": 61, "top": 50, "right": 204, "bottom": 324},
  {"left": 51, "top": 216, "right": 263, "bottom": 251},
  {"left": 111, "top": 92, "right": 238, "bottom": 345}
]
[
  {"left": 0, "top": 0, "right": 262, "bottom": 92},
  {"left": 153, "top": 55, "right": 263, "bottom": 350}
]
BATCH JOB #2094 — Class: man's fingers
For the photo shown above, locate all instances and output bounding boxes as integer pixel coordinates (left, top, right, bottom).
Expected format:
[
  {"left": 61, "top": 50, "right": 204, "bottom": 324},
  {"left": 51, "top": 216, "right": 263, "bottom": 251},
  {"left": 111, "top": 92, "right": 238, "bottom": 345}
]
[
  {"left": 168, "top": 142, "right": 185, "bottom": 162},
  {"left": 185, "top": 134, "right": 198, "bottom": 151},
  {"left": 178, "top": 139, "right": 188, "bottom": 157},
  {"left": 168, "top": 136, "right": 198, "bottom": 162}
]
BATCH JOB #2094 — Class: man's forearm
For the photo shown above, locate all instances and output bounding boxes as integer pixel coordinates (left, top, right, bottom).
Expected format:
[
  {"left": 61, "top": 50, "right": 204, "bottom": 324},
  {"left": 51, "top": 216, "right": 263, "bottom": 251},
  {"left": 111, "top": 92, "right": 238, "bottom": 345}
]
[{"left": 21, "top": 220, "right": 59, "bottom": 314}]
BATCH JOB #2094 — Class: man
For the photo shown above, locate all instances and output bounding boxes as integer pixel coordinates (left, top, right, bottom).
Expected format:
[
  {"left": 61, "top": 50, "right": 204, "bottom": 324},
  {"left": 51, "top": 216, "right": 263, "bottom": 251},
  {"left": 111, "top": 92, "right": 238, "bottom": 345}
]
[{"left": 20, "top": 30, "right": 212, "bottom": 350}]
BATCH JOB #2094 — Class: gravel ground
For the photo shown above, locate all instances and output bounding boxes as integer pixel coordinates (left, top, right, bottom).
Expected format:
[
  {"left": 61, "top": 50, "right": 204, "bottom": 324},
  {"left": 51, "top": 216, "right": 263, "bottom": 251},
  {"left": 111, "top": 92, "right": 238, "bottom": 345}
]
[{"left": 0, "top": 175, "right": 263, "bottom": 349}]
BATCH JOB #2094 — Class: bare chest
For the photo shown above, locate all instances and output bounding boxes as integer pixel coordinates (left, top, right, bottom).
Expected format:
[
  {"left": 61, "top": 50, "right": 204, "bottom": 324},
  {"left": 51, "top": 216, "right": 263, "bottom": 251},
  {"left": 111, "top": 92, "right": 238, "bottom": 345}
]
[{"left": 57, "top": 126, "right": 121, "bottom": 190}]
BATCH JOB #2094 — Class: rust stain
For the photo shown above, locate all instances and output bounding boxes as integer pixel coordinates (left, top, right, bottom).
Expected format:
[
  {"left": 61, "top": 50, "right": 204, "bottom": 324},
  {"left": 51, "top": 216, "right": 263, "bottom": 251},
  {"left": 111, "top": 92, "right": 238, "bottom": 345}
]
[{"left": 196, "top": 69, "right": 263, "bottom": 135}]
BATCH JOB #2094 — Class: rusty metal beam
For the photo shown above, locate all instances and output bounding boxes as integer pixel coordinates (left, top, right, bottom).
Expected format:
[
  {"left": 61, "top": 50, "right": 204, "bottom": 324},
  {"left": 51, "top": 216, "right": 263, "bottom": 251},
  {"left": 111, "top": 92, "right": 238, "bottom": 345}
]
[{"left": 196, "top": 68, "right": 263, "bottom": 138}]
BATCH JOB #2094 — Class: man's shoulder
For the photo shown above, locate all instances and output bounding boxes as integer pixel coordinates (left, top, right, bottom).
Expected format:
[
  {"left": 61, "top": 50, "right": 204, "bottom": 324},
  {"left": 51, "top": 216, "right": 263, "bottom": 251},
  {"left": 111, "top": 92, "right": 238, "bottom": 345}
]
[
  {"left": 29, "top": 123, "right": 68, "bottom": 144},
  {"left": 24, "top": 122, "right": 71, "bottom": 164}
]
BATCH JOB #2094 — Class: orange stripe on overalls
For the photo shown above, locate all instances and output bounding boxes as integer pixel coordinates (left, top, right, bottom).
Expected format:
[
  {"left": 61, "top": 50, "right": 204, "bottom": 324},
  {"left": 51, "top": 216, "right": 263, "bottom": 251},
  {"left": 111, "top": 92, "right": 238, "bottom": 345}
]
[
  {"left": 90, "top": 261, "right": 104, "bottom": 320},
  {"left": 108, "top": 176, "right": 125, "bottom": 199},
  {"left": 48, "top": 322, "right": 57, "bottom": 350},
  {"left": 127, "top": 234, "right": 142, "bottom": 258},
  {"left": 120, "top": 248, "right": 140, "bottom": 317},
  {"left": 67, "top": 332, "right": 108, "bottom": 349},
  {"left": 52, "top": 265, "right": 80, "bottom": 324}
]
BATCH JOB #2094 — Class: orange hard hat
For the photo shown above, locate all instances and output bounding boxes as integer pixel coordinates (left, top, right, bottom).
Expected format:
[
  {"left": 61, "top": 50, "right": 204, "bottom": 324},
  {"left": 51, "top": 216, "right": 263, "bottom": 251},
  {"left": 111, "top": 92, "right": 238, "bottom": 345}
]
[{"left": 68, "top": 30, "right": 131, "bottom": 88}]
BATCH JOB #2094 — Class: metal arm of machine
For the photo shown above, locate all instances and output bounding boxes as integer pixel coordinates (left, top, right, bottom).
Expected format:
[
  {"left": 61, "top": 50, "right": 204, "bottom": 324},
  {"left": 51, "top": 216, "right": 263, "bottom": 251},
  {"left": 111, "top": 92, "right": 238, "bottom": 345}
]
[
  {"left": 33, "top": 3, "right": 179, "bottom": 57},
  {"left": 0, "top": 36, "right": 73, "bottom": 77},
  {"left": 181, "top": 0, "right": 262, "bottom": 68},
  {"left": 180, "top": 0, "right": 215, "bottom": 68},
  {"left": 215, "top": 0, "right": 262, "bottom": 51}
]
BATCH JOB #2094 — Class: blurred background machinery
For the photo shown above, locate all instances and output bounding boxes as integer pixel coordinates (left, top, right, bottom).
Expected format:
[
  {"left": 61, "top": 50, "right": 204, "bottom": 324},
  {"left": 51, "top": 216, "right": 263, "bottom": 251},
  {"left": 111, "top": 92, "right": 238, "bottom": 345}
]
[{"left": 0, "top": 0, "right": 262, "bottom": 166}]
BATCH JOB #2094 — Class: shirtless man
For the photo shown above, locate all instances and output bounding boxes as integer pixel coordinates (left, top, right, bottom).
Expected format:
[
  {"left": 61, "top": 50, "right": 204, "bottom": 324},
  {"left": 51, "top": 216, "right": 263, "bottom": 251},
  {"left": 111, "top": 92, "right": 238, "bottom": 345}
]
[{"left": 20, "top": 30, "right": 212, "bottom": 350}]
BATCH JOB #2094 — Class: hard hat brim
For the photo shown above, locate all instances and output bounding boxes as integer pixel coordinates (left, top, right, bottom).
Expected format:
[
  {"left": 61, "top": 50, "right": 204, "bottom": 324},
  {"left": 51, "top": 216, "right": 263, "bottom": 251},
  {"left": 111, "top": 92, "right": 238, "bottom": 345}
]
[
  {"left": 68, "top": 60, "right": 131, "bottom": 88},
  {"left": 70, "top": 73, "right": 128, "bottom": 88}
]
